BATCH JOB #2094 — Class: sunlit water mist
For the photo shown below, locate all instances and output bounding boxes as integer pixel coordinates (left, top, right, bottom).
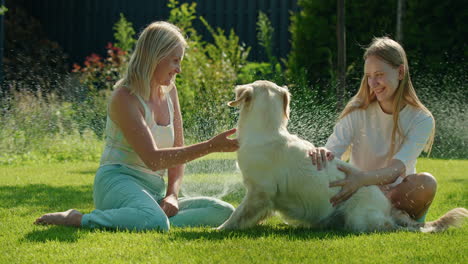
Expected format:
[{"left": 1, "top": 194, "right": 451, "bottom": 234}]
[
  {"left": 179, "top": 84, "right": 339, "bottom": 200},
  {"left": 181, "top": 157, "right": 245, "bottom": 200},
  {"left": 288, "top": 96, "right": 338, "bottom": 147},
  {"left": 412, "top": 67, "right": 468, "bottom": 159}
]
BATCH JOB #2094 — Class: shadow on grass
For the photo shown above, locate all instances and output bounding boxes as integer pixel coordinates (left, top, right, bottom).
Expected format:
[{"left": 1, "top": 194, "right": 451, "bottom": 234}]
[
  {"left": 448, "top": 178, "right": 467, "bottom": 184},
  {"left": 171, "top": 225, "right": 357, "bottom": 241},
  {"left": 0, "top": 184, "right": 93, "bottom": 211},
  {"left": 70, "top": 169, "right": 97, "bottom": 175},
  {"left": 23, "top": 225, "right": 172, "bottom": 244},
  {"left": 22, "top": 226, "right": 84, "bottom": 243}
]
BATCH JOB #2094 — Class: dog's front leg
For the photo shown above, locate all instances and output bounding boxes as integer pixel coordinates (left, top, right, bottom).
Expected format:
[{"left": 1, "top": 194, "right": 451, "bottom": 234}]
[{"left": 217, "top": 190, "right": 273, "bottom": 230}]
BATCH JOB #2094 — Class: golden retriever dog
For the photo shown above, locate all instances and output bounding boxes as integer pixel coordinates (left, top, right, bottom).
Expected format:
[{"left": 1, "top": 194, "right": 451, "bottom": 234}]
[{"left": 218, "top": 80, "right": 467, "bottom": 232}]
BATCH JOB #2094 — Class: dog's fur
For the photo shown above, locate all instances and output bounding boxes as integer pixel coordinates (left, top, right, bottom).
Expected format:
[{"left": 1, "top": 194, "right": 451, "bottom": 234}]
[{"left": 218, "top": 80, "right": 468, "bottom": 232}]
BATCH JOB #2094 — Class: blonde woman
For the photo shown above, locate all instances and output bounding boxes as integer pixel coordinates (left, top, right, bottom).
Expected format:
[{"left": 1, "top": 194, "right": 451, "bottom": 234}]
[
  {"left": 310, "top": 37, "right": 436, "bottom": 222},
  {"left": 35, "top": 21, "right": 238, "bottom": 231}
]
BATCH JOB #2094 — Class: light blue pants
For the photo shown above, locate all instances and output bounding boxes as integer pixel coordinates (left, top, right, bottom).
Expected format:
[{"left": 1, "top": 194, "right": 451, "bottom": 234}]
[
  {"left": 416, "top": 211, "right": 427, "bottom": 223},
  {"left": 81, "top": 164, "right": 234, "bottom": 231}
]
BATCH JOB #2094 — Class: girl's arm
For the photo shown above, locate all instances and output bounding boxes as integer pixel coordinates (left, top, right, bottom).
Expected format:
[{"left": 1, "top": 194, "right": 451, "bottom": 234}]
[
  {"left": 329, "top": 159, "right": 405, "bottom": 206},
  {"left": 329, "top": 113, "right": 434, "bottom": 206},
  {"left": 109, "top": 87, "right": 238, "bottom": 173},
  {"left": 310, "top": 114, "right": 354, "bottom": 170}
]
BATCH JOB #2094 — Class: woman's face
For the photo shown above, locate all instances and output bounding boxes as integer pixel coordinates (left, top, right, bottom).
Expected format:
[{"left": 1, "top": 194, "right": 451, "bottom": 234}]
[
  {"left": 152, "top": 45, "right": 184, "bottom": 87},
  {"left": 364, "top": 55, "right": 403, "bottom": 105}
]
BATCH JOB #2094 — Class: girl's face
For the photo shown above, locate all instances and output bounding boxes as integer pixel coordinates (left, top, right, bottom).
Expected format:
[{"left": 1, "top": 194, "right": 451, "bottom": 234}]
[
  {"left": 152, "top": 45, "right": 184, "bottom": 87},
  {"left": 364, "top": 55, "right": 403, "bottom": 106}
]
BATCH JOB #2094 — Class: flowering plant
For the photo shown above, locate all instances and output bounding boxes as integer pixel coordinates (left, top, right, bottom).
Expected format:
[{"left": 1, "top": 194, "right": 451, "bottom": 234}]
[{"left": 72, "top": 42, "right": 128, "bottom": 91}]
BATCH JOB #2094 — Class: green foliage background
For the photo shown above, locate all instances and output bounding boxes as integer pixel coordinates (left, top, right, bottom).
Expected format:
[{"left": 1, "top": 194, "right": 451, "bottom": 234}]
[
  {"left": 0, "top": 0, "right": 466, "bottom": 164},
  {"left": 288, "top": 0, "right": 467, "bottom": 90}
]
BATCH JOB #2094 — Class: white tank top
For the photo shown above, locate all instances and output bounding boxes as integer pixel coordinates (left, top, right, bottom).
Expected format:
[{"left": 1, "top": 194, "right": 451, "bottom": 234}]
[{"left": 99, "top": 92, "right": 175, "bottom": 177}]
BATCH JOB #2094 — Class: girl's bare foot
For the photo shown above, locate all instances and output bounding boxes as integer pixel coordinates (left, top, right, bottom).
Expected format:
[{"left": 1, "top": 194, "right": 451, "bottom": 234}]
[{"left": 34, "top": 209, "right": 83, "bottom": 227}]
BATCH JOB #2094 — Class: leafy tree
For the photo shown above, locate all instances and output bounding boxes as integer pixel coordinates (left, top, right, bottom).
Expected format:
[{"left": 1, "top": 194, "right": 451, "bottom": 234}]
[
  {"left": 0, "top": 5, "right": 7, "bottom": 15},
  {"left": 288, "top": 0, "right": 335, "bottom": 89},
  {"left": 404, "top": 0, "right": 468, "bottom": 66},
  {"left": 288, "top": 0, "right": 466, "bottom": 97}
]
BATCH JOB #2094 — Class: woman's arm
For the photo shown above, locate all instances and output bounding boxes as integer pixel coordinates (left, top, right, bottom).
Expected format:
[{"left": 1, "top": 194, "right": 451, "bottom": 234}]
[
  {"left": 329, "top": 159, "right": 405, "bottom": 206},
  {"left": 161, "top": 87, "right": 185, "bottom": 217},
  {"left": 109, "top": 87, "right": 238, "bottom": 173}
]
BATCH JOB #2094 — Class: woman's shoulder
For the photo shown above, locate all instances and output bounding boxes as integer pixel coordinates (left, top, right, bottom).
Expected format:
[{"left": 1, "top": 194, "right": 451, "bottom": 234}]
[
  {"left": 111, "top": 86, "right": 139, "bottom": 104},
  {"left": 110, "top": 86, "right": 143, "bottom": 116},
  {"left": 111, "top": 86, "right": 128, "bottom": 99}
]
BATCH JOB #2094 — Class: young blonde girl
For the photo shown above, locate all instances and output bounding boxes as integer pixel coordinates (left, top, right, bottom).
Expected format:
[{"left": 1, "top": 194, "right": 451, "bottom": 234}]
[{"left": 311, "top": 37, "right": 436, "bottom": 222}]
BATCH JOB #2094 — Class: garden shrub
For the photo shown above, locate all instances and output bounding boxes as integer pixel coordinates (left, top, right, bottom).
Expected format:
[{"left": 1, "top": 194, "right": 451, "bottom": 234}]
[
  {"left": 70, "top": 14, "right": 134, "bottom": 137},
  {"left": 237, "top": 62, "right": 273, "bottom": 84},
  {"left": 167, "top": 0, "right": 250, "bottom": 140},
  {"left": 252, "top": 11, "right": 286, "bottom": 86}
]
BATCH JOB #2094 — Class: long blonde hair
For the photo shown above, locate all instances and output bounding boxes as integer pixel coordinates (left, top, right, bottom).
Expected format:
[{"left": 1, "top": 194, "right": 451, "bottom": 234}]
[
  {"left": 115, "top": 21, "right": 187, "bottom": 100},
  {"left": 340, "top": 37, "right": 435, "bottom": 160}
]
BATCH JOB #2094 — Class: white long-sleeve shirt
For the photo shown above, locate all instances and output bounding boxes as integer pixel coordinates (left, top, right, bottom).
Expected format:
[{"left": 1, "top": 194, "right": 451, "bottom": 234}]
[{"left": 325, "top": 101, "right": 434, "bottom": 185}]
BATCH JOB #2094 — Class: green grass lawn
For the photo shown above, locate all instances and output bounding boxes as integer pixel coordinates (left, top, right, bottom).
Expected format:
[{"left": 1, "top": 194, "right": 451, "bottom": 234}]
[{"left": 0, "top": 156, "right": 467, "bottom": 264}]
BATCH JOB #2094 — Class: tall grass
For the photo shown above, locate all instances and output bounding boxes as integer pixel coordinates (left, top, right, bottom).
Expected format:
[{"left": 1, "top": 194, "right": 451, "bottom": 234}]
[{"left": 0, "top": 85, "right": 104, "bottom": 165}]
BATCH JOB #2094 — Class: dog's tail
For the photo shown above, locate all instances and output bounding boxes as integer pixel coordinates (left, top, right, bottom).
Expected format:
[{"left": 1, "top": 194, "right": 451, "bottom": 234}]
[
  {"left": 392, "top": 207, "right": 468, "bottom": 233},
  {"left": 420, "top": 207, "right": 468, "bottom": 233}
]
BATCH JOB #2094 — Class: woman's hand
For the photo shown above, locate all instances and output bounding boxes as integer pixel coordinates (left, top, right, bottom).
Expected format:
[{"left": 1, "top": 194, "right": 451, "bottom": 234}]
[
  {"left": 208, "top": 128, "right": 239, "bottom": 152},
  {"left": 329, "top": 164, "right": 364, "bottom": 206},
  {"left": 309, "top": 147, "right": 334, "bottom": 170},
  {"left": 159, "top": 194, "right": 179, "bottom": 217}
]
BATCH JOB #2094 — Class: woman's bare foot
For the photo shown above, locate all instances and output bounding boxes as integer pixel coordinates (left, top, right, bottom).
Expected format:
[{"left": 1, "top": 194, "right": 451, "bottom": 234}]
[{"left": 34, "top": 209, "right": 83, "bottom": 227}]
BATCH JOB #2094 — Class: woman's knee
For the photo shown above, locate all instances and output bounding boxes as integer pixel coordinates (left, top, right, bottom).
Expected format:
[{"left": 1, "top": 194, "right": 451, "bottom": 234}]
[
  {"left": 218, "top": 200, "right": 235, "bottom": 218},
  {"left": 205, "top": 197, "right": 235, "bottom": 215},
  {"left": 188, "top": 196, "right": 235, "bottom": 220},
  {"left": 204, "top": 199, "right": 235, "bottom": 225},
  {"left": 140, "top": 207, "right": 170, "bottom": 232}
]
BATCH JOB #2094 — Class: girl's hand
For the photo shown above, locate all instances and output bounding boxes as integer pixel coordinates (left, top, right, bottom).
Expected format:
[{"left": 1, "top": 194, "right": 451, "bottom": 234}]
[
  {"left": 309, "top": 147, "right": 334, "bottom": 170},
  {"left": 208, "top": 128, "right": 239, "bottom": 152},
  {"left": 159, "top": 194, "right": 179, "bottom": 217},
  {"left": 329, "top": 164, "right": 364, "bottom": 206}
]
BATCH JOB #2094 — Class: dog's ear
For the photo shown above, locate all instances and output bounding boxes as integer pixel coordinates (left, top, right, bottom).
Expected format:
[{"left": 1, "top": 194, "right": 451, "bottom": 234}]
[
  {"left": 228, "top": 86, "right": 253, "bottom": 107},
  {"left": 282, "top": 87, "right": 290, "bottom": 120}
]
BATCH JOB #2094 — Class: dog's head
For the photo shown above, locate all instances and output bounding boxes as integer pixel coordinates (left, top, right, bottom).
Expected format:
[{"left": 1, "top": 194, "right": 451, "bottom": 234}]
[{"left": 228, "top": 80, "right": 290, "bottom": 129}]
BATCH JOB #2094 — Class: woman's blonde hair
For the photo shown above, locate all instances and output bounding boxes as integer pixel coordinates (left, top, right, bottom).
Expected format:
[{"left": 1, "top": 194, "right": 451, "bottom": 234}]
[
  {"left": 340, "top": 37, "right": 435, "bottom": 160},
  {"left": 115, "top": 21, "right": 187, "bottom": 100}
]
